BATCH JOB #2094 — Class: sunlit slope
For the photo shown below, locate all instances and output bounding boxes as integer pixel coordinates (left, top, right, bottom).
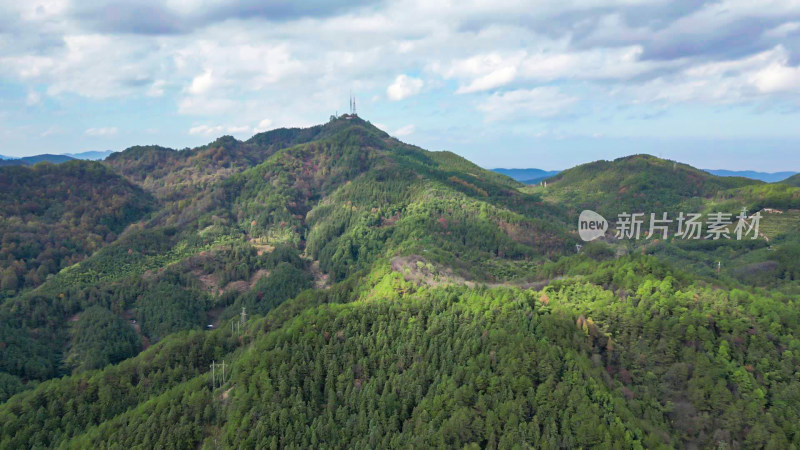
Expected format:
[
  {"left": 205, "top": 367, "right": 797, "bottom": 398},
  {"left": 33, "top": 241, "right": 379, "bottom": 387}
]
[{"left": 3, "top": 255, "right": 799, "bottom": 449}]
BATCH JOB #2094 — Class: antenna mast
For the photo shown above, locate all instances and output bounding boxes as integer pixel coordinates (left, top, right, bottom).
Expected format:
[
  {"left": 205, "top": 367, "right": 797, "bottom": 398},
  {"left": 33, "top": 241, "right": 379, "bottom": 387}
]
[{"left": 349, "top": 91, "right": 357, "bottom": 116}]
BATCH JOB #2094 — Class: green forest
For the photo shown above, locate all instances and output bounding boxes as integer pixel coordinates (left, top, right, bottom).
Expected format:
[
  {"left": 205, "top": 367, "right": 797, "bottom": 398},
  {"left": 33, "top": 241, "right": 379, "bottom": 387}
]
[{"left": 1, "top": 116, "right": 799, "bottom": 448}]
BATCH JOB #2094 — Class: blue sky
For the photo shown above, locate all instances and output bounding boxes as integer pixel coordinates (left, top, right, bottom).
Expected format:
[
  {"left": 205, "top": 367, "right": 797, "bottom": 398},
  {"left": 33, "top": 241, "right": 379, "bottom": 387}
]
[{"left": 2, "top": 0, "right": 800, "bottom": 171}]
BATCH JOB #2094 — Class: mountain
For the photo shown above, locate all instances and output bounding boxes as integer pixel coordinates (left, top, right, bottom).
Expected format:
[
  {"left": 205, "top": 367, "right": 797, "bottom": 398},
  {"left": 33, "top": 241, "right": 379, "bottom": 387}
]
[
  {"left": 0, "top": 116, "right": 569, "bottom": 384},
  {"left": 491, "top": 168, "right": 561, "bottom": 184},
  {"left": 704, "top": 169, "right": 798, "bottom": 183},
  {"left": 0, "top": 154, "right": 74, "bottom": 166},
  {"left": 66, "top": 150, "right": 115, "bottom": 160},
  {"left": 1, "top": 119, "right": 800, "bottom": 449},
  {"left": 535, "top": 154, "right": 762, "bottom": 217}
]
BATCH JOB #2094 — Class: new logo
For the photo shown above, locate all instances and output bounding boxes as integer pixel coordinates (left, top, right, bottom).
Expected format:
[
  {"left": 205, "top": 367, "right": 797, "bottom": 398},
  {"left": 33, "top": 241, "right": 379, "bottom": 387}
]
[{"left": 578, "top": 210, "right": 608, "bottom": 241}]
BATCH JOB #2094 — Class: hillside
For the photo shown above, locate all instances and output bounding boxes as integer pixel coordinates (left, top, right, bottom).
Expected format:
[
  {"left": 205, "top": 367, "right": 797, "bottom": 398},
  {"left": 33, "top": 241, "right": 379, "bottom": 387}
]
[
  {"left": 1, "top": 119, "right": 799, "bottom": 448},
  {"left": 780, "top": 173, "right": 800, "bottom": 187},
  {"left": 0, "top": 160, "right": 155, "bottom": 295}
]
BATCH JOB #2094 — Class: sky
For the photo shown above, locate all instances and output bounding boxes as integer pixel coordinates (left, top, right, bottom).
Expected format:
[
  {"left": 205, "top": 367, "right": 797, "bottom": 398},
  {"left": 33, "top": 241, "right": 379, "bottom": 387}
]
[{"left": 2, "top": 0, "right": 800, "bottom": 171}]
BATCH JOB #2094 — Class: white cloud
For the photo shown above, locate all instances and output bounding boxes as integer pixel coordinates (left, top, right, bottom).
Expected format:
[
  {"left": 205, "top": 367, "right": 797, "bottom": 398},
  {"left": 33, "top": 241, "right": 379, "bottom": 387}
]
[
  {"left": 620, "top": 46, "right": 800, "bottom": 104},
  {"left": 387, "top": 74, "right": 423, "bottom": 100},
  {"left": 2, "top": 0, "right": 800, "bottom": 152},
  {"left": 751, "top": 63, "right": 800, "bottom": 94},
  {"left": 478, "top": 87, "right": 578, "bottom": 121},
  {"left": 456, "top": 67, "right": 517, "bottom": 94},
  {"left": 442, "top": 46, "right": 662, "bottom": 94},
  {"left": 147, "top": 80, "right": 166, "bottom": 97},
  {"left": 85, "top": 127, "right": 118, "bottom": 136},
  {"left": 26, "top": 91, "right": 41, "bottom": 106},
  {"left": 187, "top": 70, "right": 214, "bottom": 95},
  {"left": 41, "top": 126, "right": 62, "bottom": 137},
  {"left": 226, "top": 125, "right": 251, "bottom": 134},
  {"left": 2, "top": 34, "right": 164, "bottom": 99},
  {"left": 178, "top": 96, "right": 238, "bottom": 115},
  {"left": 763, "top": 21, "right": 800, "bottom": 38},
  {"left": 189, "top": 124, "right": 250, "bottom": 136},
  {"left": 393, "top": 124, "right": 415, "bottom": 136},
  {"left": 176, "top": 42, "right": 301, "bottom": 91},
  {"left": 253, "top": 119, "right": 273, "bottom": 133}
]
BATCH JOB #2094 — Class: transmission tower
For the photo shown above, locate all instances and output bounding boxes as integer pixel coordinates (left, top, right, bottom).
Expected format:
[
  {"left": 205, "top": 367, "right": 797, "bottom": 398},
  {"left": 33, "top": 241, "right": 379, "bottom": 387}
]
[
  {"left": 349, "top": 91, "right": 357, "bottom": 116},
  {"left": 211, "top": 360, "right": 216, "bottom": 388}
]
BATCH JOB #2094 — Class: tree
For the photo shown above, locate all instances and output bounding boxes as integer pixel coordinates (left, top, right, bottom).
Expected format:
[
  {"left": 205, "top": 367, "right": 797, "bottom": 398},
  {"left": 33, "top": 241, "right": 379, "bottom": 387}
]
[{"left": 0, "top": 268, "right": 17, "bottom": 292}]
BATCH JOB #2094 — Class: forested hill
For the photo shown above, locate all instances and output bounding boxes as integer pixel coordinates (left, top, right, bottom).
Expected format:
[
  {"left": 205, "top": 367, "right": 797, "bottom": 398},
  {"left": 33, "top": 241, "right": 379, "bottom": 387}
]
[
  {"left": 0, "top": 160, "right": 155, "bottom": 295},
  {"left": 1, "top": 118, "right": 799, "bottom": 448},
  {"left": 532, "top": 154, "right": 760, "bottom": 217}
]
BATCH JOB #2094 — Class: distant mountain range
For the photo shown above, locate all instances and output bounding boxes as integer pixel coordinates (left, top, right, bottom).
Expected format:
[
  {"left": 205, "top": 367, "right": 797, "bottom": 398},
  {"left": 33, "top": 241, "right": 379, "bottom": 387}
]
[
  {"left": 65, "top": 150, "right": 115, "bottom": 160},
  {"left": 491, "top": 168, "right": 561, "bottom": 184},
  {"left": 702, "top": 169, "right": 798, "bottom": 183},
  {"left": 493, "top": 167, "right": 798, "bottom": 184},
  {"left": 0, "top": 154, "right": 75, "bottom": 166},
  {"left": 0, "top": 150, "right": 115, "bottom": 166}
]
